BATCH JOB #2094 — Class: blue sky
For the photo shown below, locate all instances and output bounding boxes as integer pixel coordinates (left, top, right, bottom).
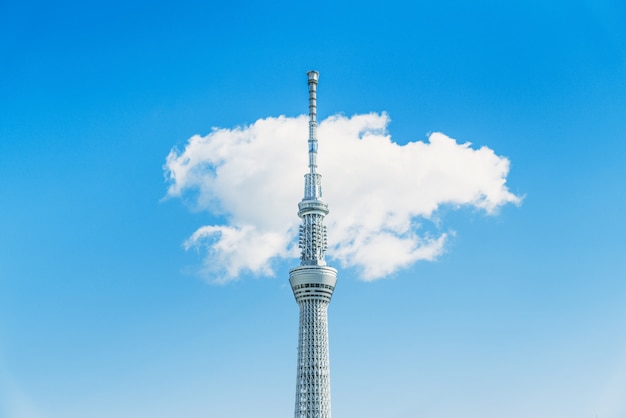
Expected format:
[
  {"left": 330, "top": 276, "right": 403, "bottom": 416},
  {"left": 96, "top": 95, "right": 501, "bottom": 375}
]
[{"left": 1, "top": 0, "right": 625, "bottom": 417}]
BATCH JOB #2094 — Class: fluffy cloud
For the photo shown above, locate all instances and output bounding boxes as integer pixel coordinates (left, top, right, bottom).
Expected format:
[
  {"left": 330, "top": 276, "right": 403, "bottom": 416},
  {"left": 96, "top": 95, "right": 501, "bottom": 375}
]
[{"left": 164, "top": 113, "right": 521, "bottom": 282}]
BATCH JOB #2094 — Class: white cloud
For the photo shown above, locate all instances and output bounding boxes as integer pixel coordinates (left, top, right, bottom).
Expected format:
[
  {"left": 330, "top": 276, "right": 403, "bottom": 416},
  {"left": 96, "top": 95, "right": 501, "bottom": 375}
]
[{"left": 164, "top": 112, "right": 521, "bottom": 283}]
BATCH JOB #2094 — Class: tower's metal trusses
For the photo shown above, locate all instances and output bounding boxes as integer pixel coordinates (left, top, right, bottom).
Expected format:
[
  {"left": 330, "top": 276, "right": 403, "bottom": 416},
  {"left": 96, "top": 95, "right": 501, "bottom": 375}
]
[{"left": 289, "top": 71, "right": 337, "bottom": 418}]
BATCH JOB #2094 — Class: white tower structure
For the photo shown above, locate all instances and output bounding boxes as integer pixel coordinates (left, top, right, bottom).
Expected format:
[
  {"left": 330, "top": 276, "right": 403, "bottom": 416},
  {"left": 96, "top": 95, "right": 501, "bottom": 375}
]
[{"left": 289, "top": 71, "right": 337, "bottom": 418}]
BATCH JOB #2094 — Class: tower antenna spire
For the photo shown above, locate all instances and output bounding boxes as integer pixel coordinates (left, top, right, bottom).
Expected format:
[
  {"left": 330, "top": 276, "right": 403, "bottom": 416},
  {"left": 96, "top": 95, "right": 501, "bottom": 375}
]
[{"left": 307, "top": 70, "right": 319, "bottom": 175}]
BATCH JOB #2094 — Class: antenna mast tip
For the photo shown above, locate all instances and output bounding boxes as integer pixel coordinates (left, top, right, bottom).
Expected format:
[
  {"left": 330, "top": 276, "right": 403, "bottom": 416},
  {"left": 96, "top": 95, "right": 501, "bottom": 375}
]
[{"left": 307, "top": 70, "right": 319, "bottom": 82}]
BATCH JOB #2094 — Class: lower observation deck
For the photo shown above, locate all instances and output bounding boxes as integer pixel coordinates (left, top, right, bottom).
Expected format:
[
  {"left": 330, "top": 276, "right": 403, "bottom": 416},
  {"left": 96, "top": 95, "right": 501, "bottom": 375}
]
[{"left": 289, "top": 265, "right": 337, "bottom": 303}]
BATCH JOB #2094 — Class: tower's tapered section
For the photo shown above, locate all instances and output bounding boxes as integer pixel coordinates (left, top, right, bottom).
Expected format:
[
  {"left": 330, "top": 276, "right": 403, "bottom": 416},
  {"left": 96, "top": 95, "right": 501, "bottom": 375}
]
[{"left": 289, "top": 71, "right": 337, "bottom": 418}]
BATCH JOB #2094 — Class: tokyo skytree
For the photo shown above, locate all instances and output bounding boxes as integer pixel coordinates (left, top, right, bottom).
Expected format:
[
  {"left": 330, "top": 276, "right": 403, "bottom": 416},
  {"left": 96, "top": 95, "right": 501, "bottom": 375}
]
[{"left": 289, "top": 70, "right": 337, "bottom": 418}]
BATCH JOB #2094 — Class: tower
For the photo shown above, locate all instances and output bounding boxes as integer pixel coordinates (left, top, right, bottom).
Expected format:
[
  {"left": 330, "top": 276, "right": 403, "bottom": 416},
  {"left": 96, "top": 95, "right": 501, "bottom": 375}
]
[{"left": 289, "top": 71, "right": 337, "bottom": 418}]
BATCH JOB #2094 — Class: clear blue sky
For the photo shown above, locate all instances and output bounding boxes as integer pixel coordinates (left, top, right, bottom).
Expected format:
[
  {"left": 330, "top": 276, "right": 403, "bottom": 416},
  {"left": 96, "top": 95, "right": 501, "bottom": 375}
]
[{"left": 1, "top": 0, "right": 625, "bottom": 417}]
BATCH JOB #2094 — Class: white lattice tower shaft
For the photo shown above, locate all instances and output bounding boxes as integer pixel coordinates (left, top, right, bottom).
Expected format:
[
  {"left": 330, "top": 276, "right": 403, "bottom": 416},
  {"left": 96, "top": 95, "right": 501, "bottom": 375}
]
[
  {"left": 290, "top": 71, "right": 337, "bottom": 418},
  {"left": 296, "top": 299, "right": 331, "bottom": 417}
]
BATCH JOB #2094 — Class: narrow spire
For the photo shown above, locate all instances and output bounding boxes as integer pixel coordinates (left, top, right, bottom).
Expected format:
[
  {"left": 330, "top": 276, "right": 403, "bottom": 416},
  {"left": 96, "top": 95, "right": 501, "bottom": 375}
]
[
  {"left": 298, "top": 70, "right": 329, "bottom": 265},
  {"left": 307, "top": 70, "right": 319, "bottom": 175},
  {"left": 302, "top": 71, "right": 324, "bottom": 202}
]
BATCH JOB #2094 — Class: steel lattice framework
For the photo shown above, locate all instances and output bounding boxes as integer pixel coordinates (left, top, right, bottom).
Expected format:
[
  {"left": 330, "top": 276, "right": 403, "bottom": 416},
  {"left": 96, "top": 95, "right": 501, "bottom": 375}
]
[{"left": 289, "top": 71, "right": 337, "bottom": 418}]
